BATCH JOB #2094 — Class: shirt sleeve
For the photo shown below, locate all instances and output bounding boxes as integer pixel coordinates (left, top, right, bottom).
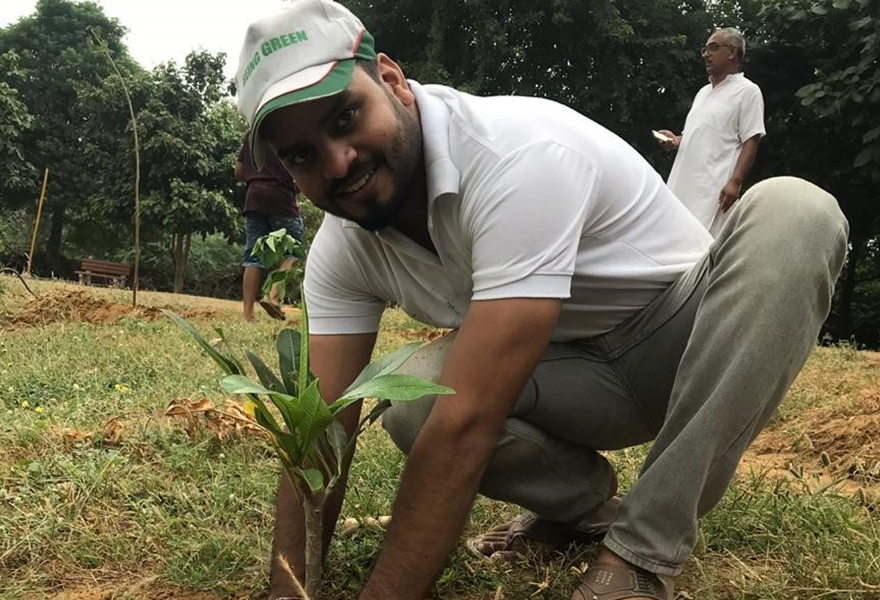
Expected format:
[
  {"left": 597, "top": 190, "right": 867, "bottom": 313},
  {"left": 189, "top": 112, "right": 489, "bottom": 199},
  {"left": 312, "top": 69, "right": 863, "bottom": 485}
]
[
  {"left": 738, "top": 84, "right": 766, "bottom": 142},
  {"left": 303, "top": 217, "right": 387, "bottom": 335},
  {"left": 464, "top": 141, "right": 599, "bottom": 301}
]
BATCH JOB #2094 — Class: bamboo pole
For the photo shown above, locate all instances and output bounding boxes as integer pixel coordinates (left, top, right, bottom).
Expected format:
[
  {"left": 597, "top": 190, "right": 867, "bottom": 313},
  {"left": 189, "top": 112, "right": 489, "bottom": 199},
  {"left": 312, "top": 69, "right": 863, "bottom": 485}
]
[
  {"left": 26, "top": 167, "right": 49, "bottom": 277},
  {"left": 88, "top": 28, "right": 141, "bottom": 307}
]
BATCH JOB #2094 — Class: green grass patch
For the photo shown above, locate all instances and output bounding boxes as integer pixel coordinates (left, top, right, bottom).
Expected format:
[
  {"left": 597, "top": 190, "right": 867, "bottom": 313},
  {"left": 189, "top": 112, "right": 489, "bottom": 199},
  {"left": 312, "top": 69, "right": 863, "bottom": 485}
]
[{"left": 0, "top": 279, "right": 878, "bottom": 599}]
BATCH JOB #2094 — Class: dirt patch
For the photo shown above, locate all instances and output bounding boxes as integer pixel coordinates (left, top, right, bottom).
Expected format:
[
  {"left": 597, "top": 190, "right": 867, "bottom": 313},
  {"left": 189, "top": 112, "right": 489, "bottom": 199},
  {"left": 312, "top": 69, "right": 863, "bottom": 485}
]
[
  {"left": 2, "top": 289, "right": 215, "bottom": 328},
  {"left": 34, "top": 580, "right": 226, "bottom": 600},
  {"left": 741, "top": 383, "right": 880, "bottom": 502}
]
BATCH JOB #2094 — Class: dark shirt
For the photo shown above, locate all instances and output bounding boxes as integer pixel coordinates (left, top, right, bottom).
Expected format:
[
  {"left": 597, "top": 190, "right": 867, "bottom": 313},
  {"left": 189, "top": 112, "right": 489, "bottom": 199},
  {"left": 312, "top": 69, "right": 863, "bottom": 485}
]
[{"left": 237, "top": 134, "right": 300, "bottom": 218}]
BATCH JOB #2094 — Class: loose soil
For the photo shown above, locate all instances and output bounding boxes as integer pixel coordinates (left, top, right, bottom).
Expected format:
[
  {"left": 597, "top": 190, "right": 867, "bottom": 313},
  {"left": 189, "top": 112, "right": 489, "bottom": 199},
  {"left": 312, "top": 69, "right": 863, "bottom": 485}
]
[
  {"left": 30, "top": 581, "right": 225, "bottom": 600},
  {"left": 741, "top": 354, "right": 880, "bottom": 503},
  {"left": 2, "top": 289, "right": 216, "bottom": 328}
]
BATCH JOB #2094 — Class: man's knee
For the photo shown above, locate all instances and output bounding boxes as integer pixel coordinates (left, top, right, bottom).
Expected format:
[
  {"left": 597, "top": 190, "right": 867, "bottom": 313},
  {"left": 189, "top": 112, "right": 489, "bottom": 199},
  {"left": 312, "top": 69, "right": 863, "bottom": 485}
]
[
  {"left": 380, "top": 331, "right": 456, "bottom": 455},
  {"left": 742, "top": 176, "right": 848, "bottom": 240},
  {"left": 382, "top": 397, "right": 434, "bottom": 455}
]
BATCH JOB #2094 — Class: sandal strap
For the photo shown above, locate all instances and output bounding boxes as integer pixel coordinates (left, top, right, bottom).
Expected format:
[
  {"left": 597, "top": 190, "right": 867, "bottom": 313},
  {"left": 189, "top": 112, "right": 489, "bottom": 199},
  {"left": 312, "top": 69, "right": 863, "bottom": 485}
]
[
  {"left": 506, "top": 510, "right": 610, "bottom": 547},
  {"left": 573, "top": 563, "right": 669, "bottom": 600}
]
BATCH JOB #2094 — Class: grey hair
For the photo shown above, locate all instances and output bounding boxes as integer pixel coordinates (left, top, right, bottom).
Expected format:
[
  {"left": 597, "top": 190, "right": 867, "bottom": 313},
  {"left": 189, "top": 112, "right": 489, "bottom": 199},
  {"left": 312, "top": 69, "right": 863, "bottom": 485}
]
[{"left": 715, "top": 27, "right": 746, "bottom": 60}]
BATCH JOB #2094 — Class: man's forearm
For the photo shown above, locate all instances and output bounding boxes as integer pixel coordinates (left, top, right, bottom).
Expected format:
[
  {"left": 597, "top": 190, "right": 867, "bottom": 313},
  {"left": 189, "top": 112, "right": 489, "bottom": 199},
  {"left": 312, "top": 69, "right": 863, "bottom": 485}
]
[
  {"left": 360, "top": 421, "right": 498, "bottom": 600},
  {"left": 730, "top": 135, "right": 760, "bottom": 185}
]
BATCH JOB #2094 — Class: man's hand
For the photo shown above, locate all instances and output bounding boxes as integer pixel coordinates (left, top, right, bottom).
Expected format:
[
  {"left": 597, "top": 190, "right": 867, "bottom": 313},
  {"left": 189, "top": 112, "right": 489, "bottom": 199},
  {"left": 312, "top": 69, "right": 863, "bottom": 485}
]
[
  {"left": 718, "top": 178, "right": 742, "bottom": 212},
  {"left": 234, "top": 160, "right": 246, "bottom": 181},
  {"left": 656, "top": 129, "right": 681, "bottom": 150}
]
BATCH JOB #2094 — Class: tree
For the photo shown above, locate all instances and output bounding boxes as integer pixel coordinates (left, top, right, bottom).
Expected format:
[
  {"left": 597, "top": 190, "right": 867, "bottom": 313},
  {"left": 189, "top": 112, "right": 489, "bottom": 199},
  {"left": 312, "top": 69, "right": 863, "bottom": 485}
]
[
  {"left": 749, "top": 0, "right": 880, "bottom": 344},
  {"left": 136, "top": 53, "right": 244, "bottom": 293},
  {"left": 0, "top": 0, "right": 131, "bottom": 274},
  {"left": 78, "top": 50, "right": 245, "bottom": 293},
  {"left": 342, "top": 0, "right": 714, "bottom": 161},
  {"left": 0, "top": 50, "right": 36, "bottom": 201}
]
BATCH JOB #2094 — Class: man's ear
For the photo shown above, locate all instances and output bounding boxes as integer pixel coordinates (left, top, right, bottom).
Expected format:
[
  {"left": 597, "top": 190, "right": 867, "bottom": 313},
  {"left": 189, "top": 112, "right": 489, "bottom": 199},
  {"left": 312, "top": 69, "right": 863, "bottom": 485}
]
[{"left": 377, "top": 53, "right": 415, "bottom": 107}]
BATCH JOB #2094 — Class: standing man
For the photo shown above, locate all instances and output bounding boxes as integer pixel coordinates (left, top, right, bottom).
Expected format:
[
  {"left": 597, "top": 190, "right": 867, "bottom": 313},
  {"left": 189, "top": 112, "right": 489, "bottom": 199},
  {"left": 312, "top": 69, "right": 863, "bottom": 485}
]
[
  {"left": 235, "top": 3, "right": 846, "bottom": 599},
  {"left": 657, "top": 28, "right": 765, "bottom": 236},
  {"left": 234, "top": 132, "right": 304, "bottom": 321}
]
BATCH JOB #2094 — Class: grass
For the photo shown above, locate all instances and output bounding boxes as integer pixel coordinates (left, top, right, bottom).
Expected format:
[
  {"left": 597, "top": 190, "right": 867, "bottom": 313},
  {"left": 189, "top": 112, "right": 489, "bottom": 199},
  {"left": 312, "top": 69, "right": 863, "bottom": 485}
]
[{"left": 0, "top": 276, "right": 878, "bottom": 600}]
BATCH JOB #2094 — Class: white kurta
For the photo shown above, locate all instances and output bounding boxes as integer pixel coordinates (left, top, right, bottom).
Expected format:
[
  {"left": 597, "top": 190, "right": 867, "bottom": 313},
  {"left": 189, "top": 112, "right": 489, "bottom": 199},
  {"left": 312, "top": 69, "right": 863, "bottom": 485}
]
[{"left": 667, "top": 73, "right": 765, "bottom": 236}]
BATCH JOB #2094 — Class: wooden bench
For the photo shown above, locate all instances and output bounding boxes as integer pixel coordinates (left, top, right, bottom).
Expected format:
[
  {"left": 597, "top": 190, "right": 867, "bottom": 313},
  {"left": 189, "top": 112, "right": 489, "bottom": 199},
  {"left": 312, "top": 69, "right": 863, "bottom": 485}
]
[{"left": 75, "top": 259, "right": 131, "bottom": 288}]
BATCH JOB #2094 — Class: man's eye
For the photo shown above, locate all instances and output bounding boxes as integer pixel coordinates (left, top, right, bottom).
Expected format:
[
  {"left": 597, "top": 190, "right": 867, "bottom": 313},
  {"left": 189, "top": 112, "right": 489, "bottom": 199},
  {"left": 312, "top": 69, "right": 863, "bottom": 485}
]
[
  {"left": 290, "top": 149, "right": 312, "bottom": 165},
  {"left": 336, "top": 107, "right": 357, "bottom": 131}
]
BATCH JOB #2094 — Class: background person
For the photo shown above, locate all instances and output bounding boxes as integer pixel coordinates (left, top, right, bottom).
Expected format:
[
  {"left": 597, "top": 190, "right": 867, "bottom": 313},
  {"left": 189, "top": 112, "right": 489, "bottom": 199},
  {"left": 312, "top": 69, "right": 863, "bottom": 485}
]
[
  {"left": 657, "top": 27, "right": 765, "bottom": 236},
  {"left": 234, "top": 131, "right": 304, "bottom": 321}
]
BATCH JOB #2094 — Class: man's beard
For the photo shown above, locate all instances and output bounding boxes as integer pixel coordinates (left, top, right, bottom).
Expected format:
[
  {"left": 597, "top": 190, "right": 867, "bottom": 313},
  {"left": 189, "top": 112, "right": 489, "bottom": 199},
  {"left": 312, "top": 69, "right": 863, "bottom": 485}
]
[{"left": 339, "top": 94, "right": 423, "bottom": 232}]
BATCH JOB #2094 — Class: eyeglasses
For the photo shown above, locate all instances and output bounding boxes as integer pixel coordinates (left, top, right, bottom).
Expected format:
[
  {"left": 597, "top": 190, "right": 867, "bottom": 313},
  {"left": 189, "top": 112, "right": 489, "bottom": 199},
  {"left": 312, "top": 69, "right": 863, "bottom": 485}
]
[{"left": 701, "top": 43, "right": 734, "bottom": 56}]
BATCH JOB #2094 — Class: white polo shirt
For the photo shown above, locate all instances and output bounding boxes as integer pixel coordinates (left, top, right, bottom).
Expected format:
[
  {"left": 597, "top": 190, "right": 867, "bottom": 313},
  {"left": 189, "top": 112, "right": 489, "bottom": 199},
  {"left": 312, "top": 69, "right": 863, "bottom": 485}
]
[
  {"left": 667, "top": 73, "right": 765, "bottom": 235},
  {"left": 305, "top": 81, "right": 711, "bottom": 342}
]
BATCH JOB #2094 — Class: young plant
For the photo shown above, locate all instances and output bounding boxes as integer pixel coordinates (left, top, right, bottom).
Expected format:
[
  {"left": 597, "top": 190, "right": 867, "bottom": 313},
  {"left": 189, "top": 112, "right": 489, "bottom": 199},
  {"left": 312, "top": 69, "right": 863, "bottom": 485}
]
[
  {"left": 251, "top": 228, "right": 306, "bottom": 306},
  {"left": 166, "top": 306, "right": 453, "bottom": 599}
]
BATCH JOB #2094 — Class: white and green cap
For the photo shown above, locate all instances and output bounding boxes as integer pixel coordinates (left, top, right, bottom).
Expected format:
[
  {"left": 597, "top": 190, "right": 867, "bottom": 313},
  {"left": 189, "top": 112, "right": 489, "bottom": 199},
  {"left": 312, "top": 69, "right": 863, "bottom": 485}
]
[{"left": 235, "top": 0, "right": 376, "bottom": 167}]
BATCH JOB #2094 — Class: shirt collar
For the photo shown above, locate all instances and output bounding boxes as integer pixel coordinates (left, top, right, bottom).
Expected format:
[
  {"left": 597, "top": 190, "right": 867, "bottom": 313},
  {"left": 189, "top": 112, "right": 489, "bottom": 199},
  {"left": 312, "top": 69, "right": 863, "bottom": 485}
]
[
  {"left": 710, "top": 71, "right": 744, "bottom": 87},
  {"left": 409, "top": 80, "right": 460, "bottom": 207}
]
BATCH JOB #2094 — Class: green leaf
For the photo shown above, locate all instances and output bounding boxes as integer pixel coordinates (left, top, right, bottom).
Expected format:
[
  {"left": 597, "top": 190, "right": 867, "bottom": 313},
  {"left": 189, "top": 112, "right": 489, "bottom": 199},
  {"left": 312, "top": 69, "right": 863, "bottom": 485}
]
[
  {"left": 299, "top": 378, "right": 333, "bottom": 455},
  {"left": 164, "top": 310, "right": 243, "bottom": 376},
  {"left": 332, "top": 374, "right": 454, "bottom": 414},
  {"left": 342, "top": 342, "right": 424, "bottom": 398},
  {"left": 266, "top": 391, "right": 305, "bottom": 443},
  {"left": 251, "top": 398, "right": 295, "bottom": 453},
  {"left": 298, "top": 295, "right": 310, "bottom": 395},
  {"left": 854, "top": 147, "right": 876, "bottom": 167},
  {"left": 302, "top": 467, "right": 324, "bottom": 491},
  {"left": 832, "top": 0, "right": 851, "bottom": 9},
  {"left": 221, "top": 374, "right": 272, "bottom": 396},
  {"left": 245, "top": 349, "right": 285, "bottom": 393},
  {"left": 863, "top": 125, "right": 880, "bottom": 143},
  {"left": 276, "top": 328, "right": 302, "bottom": 394},
  {"left": 326, "top": 419, "right": 350, "bottom": 470}
]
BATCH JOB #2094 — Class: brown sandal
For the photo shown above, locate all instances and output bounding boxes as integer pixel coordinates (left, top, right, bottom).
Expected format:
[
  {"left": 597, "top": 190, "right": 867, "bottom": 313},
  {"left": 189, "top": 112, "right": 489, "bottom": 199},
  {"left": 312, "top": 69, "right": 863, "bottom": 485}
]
[
  {"left": 572, "top": 563, "right": 671, "bottom": 600},
  {"left": 259, "top": 300, "right": 286, "bottom": 321},
  {"left": 465, "top": 496, "right": 621, "bottom": 561}
]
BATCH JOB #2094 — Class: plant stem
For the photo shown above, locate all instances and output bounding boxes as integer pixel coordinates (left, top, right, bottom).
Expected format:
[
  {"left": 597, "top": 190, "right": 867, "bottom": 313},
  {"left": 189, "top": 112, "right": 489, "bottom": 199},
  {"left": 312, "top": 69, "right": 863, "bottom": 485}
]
[{"left": 302, "top": 490, "right": 325, "bottom": 600}]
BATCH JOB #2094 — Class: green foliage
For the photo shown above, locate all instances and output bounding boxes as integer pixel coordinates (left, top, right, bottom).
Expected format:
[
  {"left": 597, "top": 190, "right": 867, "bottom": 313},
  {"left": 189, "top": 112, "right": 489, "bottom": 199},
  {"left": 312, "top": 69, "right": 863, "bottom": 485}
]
[
  {"left": 791, "top": 0, "right": 880, "bottom": 179},
  {"left": 250, "top": 227, "right": 307, "bottom": 303},
  {"left": 0, "top": 51, "right": 36, "bottom": 198},
  {"left": 75, "top": 47, "right": 246, "bottom": 291},
  {"left": 0, "top": 209, "right": 30, "bottom": 259},
  {"left": 169, "top": 299, "right": 452, "bottom": 597},
  {"left": 0, "top": 0, "right": 132, "bottom": 272},
  {"left": 750, "top": 0, "right": 880, "bottom": 345},
  {"left": 168, "top": 305, "right": 453, "bottom": 493},
  {"left": 344, "top": 0, "right": 713, "bottom": 159}
]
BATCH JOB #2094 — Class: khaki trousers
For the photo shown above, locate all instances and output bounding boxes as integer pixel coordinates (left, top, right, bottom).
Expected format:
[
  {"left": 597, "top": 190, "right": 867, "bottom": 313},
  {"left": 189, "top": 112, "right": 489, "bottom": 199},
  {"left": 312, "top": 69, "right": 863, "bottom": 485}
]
[{"left": 382, "top": 177, "right": 849, "bottom": 576}]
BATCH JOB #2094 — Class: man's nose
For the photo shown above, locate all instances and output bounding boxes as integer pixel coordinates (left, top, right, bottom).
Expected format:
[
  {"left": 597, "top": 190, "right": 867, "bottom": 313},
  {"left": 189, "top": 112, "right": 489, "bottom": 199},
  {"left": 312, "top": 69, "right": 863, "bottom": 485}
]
[{"left": 323, "top": 139, "right": 357, "bottom": 180}]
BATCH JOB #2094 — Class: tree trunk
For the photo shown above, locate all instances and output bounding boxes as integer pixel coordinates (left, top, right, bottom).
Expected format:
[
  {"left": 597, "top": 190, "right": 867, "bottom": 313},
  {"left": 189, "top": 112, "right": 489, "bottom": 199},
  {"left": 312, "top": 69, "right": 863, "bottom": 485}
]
[
  {"left": 171, "top": 233, "right": 183, "bottom": 294},
  {"left": 46, "top": 202, "right": 65, "bottom": 276}
]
